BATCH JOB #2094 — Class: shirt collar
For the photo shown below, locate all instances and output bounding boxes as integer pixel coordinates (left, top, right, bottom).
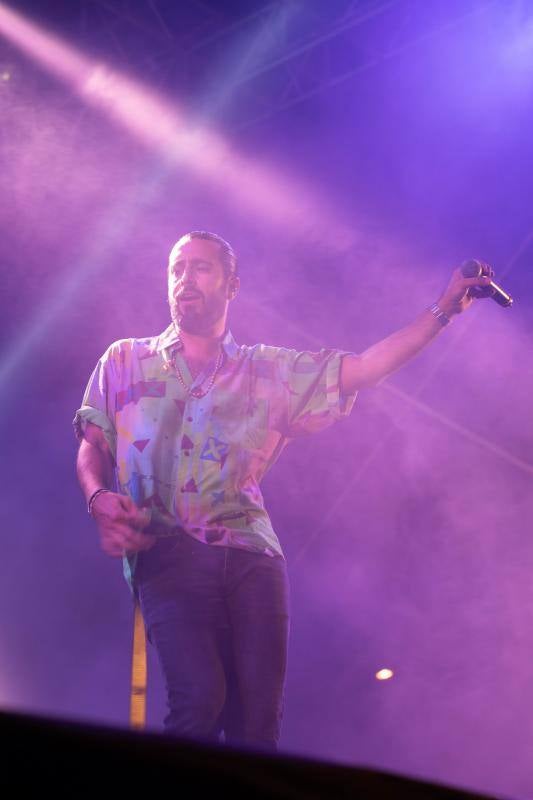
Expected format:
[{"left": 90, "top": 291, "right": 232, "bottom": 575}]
[{"left": 156, "top": 322, "right": 240, "bottom": 361}]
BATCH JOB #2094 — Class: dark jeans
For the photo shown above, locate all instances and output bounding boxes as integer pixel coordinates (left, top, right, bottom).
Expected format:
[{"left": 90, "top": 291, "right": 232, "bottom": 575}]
[{"left": 135, "top": 534, "right": 290, "bottom": 750}]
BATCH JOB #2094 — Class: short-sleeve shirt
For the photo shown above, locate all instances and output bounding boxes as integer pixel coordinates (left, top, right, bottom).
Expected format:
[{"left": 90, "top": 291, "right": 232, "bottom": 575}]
[{"left": 74, "top": 323, "right": 357, "bottom": 584}]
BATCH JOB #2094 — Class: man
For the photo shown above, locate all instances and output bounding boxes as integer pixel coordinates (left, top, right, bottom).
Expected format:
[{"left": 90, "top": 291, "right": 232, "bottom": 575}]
[{"left": 74, "top": 231, "right": 491, "bottom": 749}]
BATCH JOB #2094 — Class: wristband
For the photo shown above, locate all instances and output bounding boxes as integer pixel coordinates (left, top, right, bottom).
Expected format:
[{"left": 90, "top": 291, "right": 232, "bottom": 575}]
[
  {"left": 428, "top": 302, "right": 451, "bottom": 327},
  {"left": 87, "top": 488, "right": 111, "bottom": 515}
]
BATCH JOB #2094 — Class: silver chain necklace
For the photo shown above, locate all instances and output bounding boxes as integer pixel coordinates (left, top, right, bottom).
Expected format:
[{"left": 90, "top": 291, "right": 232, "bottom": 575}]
[{"left": 171, "top": 347, "right": 224, "bottom": 399}]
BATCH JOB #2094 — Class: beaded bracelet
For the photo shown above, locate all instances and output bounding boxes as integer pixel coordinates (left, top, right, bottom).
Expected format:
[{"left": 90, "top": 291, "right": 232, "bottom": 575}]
[
  {"left": 87, "top": 488, "right": 111, "bottom": 515},
  {"left": 428, "top": 302, "right": 451, "bottom": 327}
]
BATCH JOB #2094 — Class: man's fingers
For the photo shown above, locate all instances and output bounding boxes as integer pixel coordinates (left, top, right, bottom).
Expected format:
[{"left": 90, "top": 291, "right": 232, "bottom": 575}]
[
  {"left": 118, "top": 495, "right": 141, "bottom": 518},
  {"left": 130, "top": 507, "right": 152, "bottom": 530},
  {"left": 121, "top": 527, "right": 154, "bottom": 549},
  {"left": 461, "top": 275, "right": 491, "bottom": 288},
  {"left": 103, "top": 497, "right": 151, "bottom": 529},
  {"left": 99, "top": 523, "right": 155, "bottom": 556},
  {"left": 117, "top": 496, "right": 151, "bottom": 528},
  {"left": 101, "top": 537, "right": 154, "bottom": 557},
  {"left": 118, "top": 494, "right": 135, "bottom": 509},
  {"left": 102, "top": 541, "right": 126, "bottom": 558},
  {"left": 93, "top": 494, "right": 154, "bottom": 556}
]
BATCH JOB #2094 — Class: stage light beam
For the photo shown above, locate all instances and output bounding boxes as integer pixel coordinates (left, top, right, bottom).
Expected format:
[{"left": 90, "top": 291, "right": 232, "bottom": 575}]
[{"left": 0, "top": 1, "right": 355, "bottom": 247}]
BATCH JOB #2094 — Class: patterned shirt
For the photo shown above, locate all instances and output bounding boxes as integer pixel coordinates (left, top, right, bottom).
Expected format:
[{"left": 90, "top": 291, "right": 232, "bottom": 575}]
[{"left": 74, "top": 323, "right": 357, "bottom": 584}]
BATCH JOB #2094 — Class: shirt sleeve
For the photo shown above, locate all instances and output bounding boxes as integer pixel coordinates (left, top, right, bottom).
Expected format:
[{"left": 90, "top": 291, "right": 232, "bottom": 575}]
[
  {"left": 72, "top": 344, "right": 119, "bottom": 458},
  {"left": 278, "top": 347, "right": 357, "bottom": 437}
]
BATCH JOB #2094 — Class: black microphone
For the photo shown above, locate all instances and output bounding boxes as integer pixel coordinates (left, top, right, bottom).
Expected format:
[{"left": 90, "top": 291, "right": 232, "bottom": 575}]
[{"left": 461, "top": 259, "right": 513, "bottom": 308}]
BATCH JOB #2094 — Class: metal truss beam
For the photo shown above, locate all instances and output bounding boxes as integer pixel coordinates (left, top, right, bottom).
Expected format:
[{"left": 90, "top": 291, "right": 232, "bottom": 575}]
[{"left": 2, "top": 1, "right": 498, "bottom": 130}]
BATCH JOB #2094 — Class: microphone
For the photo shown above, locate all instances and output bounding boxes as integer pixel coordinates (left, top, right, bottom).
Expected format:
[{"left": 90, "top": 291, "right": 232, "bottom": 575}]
[{"left": 461, "top": 259, "right": 513, "bottom": 307}]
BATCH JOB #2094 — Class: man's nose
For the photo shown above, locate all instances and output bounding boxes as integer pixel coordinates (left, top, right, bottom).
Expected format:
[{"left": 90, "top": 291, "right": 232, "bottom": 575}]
[{"left": 181, "top": 263, "right": 196, "bottom": 283}]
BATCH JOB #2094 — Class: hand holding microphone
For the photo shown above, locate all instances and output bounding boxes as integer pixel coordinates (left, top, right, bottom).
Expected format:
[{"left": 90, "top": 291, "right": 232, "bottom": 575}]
[
  {"left": 433, "top": 259, "right": 513, "bottom": 324},
  {"left": 460, "top": 259, "right": 513, "bottom": 307}
]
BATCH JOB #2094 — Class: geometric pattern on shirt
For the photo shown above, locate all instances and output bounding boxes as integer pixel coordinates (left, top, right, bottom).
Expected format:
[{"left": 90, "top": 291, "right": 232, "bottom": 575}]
[
  {"left": 292, "top": 351, "right": 330, "bottom": 372},
  {"left": 211, "top": 490, "right": 225, "bottom": 507},
  {"left": 181, "top": 434, "right": 194, "bottom": 451},
  {"left": 212, "top": 509, "right": 252, "bottom": 526},
  {"left": 205, "top": 527, "right": 226, "bottom": 544},
  {"left": 124, "top": 472, "right": 175, "bottom": 493},
  {"left": 133, "top": 439, "right": 150, "bottom": 452},
  {"left": 281, "top": 380, "right": 300, "bottom": 396},
  {"left": 74, "top": 330, "right": 356, "bottom": 584},
  {"left": 174, "top": 399, "right": 186, "bottom": 416},
  {"left": 288, "top": 408, "right": 329, "bottom": 435},
  {"left": 200, "top": 436, "right": 229, "bottom": 463},
  {"left": 116, "top": 380, "right": 166, "bottom": 412},
  {"left": 141, "top": 491, "right": 170, "bottom": 512},
  {"left": 254, "top": 360, "right": 276, "bottom": 380}
]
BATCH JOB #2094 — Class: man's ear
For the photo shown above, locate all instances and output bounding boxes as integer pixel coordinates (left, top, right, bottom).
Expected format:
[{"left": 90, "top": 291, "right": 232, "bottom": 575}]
[{"left": 227, "top": 275, "right": 240, "bottom": 300}]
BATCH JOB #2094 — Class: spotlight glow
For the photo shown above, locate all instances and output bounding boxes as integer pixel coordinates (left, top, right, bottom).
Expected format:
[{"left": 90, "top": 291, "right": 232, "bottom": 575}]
[
  {"left": 375, "top": 668, "right": 394, "bottom": 681},
  {"left": 0, "top": 1, "right": 355, "bottom": 247}
]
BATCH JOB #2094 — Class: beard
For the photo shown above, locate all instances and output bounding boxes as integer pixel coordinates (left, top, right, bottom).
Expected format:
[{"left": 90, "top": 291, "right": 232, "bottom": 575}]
[{"left": 169, "top": 289, "right": 227, "bottom": 335}]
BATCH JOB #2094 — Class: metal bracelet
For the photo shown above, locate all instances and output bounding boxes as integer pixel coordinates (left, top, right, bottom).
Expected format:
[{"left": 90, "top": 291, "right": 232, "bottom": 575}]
[
  {"left": 87, "top": 487, "right": 111, "bottom": 515},
  {"left": 428, "top": 302, "right": 451, "bottom": 327}
]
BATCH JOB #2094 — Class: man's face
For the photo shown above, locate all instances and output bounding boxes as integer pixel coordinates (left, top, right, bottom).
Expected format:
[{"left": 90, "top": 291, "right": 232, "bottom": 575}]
[{"left": 168, "top": 237, "right": 233, "bottom": 335}]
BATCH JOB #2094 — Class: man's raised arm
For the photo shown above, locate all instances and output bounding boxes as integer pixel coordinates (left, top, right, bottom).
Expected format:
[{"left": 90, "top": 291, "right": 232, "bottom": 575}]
[{"left": 340, "top": 268, "right": 492, "bottom": 394}]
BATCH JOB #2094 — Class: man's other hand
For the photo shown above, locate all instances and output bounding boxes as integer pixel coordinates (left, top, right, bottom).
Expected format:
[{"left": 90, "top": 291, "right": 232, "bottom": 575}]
[{"left": 91, "top": 491, "right": 154, "bottom": 558}]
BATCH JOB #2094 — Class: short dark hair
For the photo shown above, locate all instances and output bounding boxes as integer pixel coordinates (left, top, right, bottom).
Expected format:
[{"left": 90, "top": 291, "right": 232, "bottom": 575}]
[{"left": 172, "top": 231, "right": 238, "bottom": 279}]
